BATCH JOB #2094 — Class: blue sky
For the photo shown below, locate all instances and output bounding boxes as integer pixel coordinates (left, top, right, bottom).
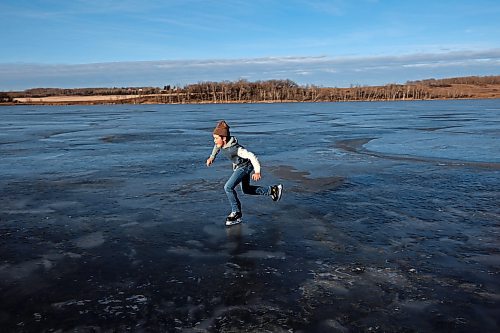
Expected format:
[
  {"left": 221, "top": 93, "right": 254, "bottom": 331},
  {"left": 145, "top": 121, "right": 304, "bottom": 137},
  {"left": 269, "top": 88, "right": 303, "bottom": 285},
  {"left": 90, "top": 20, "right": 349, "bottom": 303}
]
[{"left": 1, "top": 0, "right": 499, "bottom": 90}]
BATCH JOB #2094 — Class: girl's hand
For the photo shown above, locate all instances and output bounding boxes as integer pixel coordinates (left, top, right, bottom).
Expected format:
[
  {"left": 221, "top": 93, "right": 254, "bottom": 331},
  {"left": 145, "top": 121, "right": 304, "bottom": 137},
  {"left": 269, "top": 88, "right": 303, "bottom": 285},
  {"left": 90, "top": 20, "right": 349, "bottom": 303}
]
[
  {"left": 252, "top": 172, "right": 261, "bottom": 181},
  {"left": 206, "top": 157, "right": 214, "bottom": 167}
]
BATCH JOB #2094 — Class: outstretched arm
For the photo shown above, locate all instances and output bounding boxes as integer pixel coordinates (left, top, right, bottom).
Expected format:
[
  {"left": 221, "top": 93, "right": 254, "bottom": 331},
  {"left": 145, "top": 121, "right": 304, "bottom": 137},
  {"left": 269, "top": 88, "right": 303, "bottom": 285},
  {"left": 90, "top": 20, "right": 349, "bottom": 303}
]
[{"left": 207, "top": 145, "right": 220, "bottom": 167}]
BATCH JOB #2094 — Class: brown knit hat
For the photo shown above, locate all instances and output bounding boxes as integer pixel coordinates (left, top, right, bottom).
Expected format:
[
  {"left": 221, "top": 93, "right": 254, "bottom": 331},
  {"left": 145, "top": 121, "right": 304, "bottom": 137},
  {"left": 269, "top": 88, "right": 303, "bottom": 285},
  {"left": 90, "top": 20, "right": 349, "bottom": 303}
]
[{"left": 213, "top": 120, "right": 230, "bottom": 137}]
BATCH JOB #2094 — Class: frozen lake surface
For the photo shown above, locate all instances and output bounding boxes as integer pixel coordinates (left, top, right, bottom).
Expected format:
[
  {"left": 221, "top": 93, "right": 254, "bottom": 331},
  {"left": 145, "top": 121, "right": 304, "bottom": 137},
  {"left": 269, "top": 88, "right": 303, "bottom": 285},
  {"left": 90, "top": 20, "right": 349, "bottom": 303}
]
[{"left": 1, "top": 100, "right": 499, "bottom": 332}]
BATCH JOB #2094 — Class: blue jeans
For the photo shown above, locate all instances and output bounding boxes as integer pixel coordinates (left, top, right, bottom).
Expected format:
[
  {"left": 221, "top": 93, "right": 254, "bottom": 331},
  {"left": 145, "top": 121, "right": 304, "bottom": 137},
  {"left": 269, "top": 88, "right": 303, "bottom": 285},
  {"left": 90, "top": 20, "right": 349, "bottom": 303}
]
[{"left": 224, "top": 164, "right": 270, "bottom": 213}]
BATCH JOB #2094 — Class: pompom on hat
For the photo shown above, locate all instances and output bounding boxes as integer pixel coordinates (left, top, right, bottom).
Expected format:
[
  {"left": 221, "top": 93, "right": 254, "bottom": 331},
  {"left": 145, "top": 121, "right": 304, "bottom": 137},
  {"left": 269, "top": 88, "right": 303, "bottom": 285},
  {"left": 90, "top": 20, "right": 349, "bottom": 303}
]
[{"left": 213, "top": 120, "right": 230, "bottom": 137}]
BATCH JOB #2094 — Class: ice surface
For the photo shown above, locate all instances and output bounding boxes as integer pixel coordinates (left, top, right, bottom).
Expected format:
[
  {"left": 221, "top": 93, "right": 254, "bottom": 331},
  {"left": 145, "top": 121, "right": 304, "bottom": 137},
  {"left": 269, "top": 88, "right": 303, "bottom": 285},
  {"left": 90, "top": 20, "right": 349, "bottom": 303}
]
[{"left": 0, "top": 100, "right": 499, "bottom": 332}]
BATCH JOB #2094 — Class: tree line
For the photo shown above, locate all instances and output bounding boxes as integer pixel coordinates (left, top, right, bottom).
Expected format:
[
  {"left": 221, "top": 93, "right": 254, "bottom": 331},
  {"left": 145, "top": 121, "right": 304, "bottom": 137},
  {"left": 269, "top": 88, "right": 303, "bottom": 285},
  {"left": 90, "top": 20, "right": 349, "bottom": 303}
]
[
  {"left": 116, "top": 75, "right": 500, "bottom": 103},
  {"left": 408, "top": 76, "right": 500, "bottom": 86},
  {"left": 2, "top": 75, "right": 499, "bottom": 104}
]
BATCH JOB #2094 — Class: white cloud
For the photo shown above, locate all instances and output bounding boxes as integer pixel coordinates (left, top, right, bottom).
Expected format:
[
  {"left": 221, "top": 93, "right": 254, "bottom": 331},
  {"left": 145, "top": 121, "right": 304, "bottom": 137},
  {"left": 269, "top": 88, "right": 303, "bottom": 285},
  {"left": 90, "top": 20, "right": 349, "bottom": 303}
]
[{"left": 1, "top": 49, "right": 499, "bottom": 90}]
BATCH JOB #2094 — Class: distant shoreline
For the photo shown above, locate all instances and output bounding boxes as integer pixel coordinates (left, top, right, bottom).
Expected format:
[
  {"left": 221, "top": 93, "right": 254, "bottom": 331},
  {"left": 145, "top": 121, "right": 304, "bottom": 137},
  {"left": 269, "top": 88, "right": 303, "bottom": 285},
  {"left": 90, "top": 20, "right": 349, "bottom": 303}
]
[
  {"left": 2, "top": 95, "right": 500, "bottom": 106},
  {"left": 2, "top": 76, "right": 500, "bottom": 106}
]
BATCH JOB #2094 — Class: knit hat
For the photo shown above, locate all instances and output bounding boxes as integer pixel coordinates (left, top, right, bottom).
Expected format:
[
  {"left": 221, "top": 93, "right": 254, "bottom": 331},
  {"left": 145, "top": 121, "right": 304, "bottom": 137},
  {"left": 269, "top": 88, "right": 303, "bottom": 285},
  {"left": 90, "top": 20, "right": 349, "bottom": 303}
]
[{"left": 213, "top": 120, "right": 230, "bottom": 137}]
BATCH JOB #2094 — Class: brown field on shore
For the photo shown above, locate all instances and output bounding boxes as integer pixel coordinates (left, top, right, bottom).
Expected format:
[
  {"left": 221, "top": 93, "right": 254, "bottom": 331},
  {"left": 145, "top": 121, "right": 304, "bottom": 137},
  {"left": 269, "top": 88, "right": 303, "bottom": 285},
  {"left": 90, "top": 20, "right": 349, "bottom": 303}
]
[{"left": 13, "top": 94, "right": 142, "bottom": 103}]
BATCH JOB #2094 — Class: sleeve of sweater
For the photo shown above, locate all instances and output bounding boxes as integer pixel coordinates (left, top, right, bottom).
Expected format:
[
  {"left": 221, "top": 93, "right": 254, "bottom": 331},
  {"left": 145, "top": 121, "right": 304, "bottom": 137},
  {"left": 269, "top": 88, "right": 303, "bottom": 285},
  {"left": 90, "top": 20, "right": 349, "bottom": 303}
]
[
  {"left": 210, "top": 145, "right": 220, "bottom": 159},
  {"left": 237, "top": 147, "right": 261, "bottom": 173}
]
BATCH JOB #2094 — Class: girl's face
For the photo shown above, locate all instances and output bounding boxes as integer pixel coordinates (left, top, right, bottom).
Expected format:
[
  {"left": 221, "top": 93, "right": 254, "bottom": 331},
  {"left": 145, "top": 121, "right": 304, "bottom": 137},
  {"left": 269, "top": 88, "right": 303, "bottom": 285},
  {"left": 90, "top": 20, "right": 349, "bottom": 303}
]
[{"left": 213, "top": 134, "right": 225, "bottom": 147}]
